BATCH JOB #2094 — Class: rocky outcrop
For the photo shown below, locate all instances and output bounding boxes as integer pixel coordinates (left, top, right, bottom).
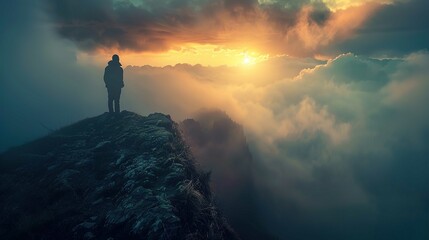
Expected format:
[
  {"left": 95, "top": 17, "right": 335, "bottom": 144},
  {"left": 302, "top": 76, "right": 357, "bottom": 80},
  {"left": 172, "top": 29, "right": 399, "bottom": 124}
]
[
  {"left": 0, "top": 111, "right": 238, "bottom": 240},
  {"left": 180, "top": 110, "right": 277, "bottom": 240}
]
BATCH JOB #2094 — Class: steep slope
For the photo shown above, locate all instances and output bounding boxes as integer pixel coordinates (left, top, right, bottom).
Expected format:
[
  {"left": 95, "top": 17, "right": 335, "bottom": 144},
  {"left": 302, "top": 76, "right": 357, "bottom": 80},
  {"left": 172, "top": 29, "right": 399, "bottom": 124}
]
[
  {"left": 180, "top": 110, "right": 277, "bottom": 240},
  {"left": 0, "top": 111, "right": 238, "bottom": 240}
]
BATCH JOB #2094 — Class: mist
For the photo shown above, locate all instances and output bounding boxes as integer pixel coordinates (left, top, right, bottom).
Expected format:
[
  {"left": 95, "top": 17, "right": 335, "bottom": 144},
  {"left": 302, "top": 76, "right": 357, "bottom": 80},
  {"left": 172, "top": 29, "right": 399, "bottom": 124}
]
[
  {"left": 1, "top": 1, "right": 428, "bottom": 239},
  {"left": 117, "top": 52, "right": 429, "bottom": 239}
]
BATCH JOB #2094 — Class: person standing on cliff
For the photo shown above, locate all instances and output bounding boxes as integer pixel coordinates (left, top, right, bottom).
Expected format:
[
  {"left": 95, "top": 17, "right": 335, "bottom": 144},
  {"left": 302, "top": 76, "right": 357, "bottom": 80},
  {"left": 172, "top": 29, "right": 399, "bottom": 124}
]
[{"left": 104, "top": 54, "right": 124, "bottom": 113}]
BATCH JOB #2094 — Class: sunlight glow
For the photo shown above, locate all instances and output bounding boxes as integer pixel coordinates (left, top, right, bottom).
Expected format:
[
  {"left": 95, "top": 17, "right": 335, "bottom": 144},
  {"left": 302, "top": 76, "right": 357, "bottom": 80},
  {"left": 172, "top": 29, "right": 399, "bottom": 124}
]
[
  {"left": 78, "top": 44, "right": 271, "bottom": 67},
  {"left": 243, "top": 56, "right": 251, "bottom": 65},
  {"left": 242, "top": 54, "right": 259, "bottom": 66},
  {"left": 322, "top": 0, "right": 395, "bottom": 11}
]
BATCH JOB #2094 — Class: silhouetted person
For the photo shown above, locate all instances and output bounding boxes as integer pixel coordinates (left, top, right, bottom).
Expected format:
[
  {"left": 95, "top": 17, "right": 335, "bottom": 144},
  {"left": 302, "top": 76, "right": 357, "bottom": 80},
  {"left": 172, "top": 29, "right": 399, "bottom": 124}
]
[{"left": 104, "top": 54, "right": 124, "bottom": 113}]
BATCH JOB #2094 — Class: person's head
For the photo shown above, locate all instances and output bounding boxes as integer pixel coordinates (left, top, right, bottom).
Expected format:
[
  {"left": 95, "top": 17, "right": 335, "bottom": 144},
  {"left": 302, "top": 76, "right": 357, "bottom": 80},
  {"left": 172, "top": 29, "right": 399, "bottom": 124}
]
[{"left": 112, "top": 54, "right": 120, "bottom": 62}]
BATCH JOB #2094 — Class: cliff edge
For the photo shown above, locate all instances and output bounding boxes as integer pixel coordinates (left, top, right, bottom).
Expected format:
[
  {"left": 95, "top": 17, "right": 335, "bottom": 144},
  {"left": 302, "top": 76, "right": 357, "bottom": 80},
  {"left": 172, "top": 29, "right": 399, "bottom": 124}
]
[{"left": 0, "top": 111, "right": 238, "bottom": 240}]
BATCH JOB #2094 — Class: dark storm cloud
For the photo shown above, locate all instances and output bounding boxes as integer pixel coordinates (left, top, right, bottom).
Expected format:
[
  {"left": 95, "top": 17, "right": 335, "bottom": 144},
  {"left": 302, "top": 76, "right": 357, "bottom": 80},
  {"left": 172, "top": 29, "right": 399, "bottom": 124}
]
[
  {"left": 44, "top": 0, "right": 429, "bottom": 56},
  {"left": 44, "top": 0, "right": 220, "bottom": 51},
  {"left": 44, "top": 0, "right": 187, "bottom": 51},
  {"left": 325, "top": 0, "right": 429, "bottom": 56},
  {"left": 43, "top": 0, "right": 340, "bottom": 54}
]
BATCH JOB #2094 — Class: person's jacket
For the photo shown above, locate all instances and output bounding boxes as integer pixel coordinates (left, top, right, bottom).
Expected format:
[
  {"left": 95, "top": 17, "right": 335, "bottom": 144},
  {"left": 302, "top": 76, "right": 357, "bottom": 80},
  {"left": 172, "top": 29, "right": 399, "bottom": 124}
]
[{"left": 104, "top": 61, "right": 124, "bottom": 89}]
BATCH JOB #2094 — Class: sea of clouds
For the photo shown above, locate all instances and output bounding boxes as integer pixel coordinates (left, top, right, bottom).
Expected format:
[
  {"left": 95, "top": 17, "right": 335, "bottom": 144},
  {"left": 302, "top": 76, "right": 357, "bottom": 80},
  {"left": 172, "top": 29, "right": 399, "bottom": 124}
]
[{"left": 1, "top": 1, "right": 428, "bottom": 238}]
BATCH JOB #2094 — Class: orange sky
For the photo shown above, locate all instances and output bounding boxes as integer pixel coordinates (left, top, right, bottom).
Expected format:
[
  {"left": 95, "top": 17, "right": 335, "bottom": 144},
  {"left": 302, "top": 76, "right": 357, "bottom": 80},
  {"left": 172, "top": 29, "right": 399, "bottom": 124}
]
[{"left": 74, "top": 0, "right": 394, "bottom": 67}]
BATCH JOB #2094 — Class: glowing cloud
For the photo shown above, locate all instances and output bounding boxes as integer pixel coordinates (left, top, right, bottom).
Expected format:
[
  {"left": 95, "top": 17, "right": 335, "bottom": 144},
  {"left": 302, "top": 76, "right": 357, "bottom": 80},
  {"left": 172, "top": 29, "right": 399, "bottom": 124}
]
[
  {"left": 44, "top": 0, "right": 391, "bottom": 60},
  {"left": 323, "top": 0, "right": 395, "bottom": 10},
  {"left": 76, "top": 44, "right": 271, "bottom": 67}
]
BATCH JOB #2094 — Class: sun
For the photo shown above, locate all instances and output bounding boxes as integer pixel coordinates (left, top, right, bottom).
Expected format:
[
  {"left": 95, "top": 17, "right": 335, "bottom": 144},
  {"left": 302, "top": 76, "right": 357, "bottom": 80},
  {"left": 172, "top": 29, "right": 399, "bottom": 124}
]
[
  {"left": 242, "top": 54, "right": 256, "bottom": 65},
  {"left": 243, "top": 56, "right": 251, "bottom": 65},
  {"left": 241, "top": 53, "right": 266, "bottom": 66}
]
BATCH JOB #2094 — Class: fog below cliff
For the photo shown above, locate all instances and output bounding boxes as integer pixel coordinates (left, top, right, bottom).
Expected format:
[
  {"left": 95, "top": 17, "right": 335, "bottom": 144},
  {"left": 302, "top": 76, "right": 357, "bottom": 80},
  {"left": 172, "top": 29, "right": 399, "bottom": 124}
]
[{"left": 1, "top": 2, "right": 428, "bottom": 239}]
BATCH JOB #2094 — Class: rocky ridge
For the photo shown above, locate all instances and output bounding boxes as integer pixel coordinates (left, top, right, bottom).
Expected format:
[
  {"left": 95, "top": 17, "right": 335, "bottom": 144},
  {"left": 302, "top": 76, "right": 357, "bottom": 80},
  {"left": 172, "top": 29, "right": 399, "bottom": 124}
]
[{"left": 0, "top": 111, "right": 238, "bottom": 240}]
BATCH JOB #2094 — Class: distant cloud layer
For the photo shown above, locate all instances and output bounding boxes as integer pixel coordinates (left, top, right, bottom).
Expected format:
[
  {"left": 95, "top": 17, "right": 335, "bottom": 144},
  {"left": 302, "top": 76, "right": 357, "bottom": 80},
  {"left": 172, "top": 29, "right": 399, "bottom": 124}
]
[
  {"left": 2, "top": 1, "right": 428, "bottom": 239},
  {"left": 42, "top": 0, "right": 428, "bottom": 56},
  {"left": 119, "top": 51, "right": 429, "bottom": 239}
]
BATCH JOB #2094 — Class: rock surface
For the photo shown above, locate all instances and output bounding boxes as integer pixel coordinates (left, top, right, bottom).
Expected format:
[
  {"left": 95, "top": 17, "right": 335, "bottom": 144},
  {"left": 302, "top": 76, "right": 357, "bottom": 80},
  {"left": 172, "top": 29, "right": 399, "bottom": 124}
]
[
  {"left": 0, "top": 111, "right": 238, "bottom": 240},
  {"left": 180, "top": 110, "right": 277, "bottom": 240}
]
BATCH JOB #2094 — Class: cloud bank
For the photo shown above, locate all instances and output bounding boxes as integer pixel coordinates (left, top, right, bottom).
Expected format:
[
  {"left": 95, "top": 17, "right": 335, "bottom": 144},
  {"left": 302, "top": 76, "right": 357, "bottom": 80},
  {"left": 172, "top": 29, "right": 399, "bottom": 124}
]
[
  {"left": 118, "top": 51, "right": 429, "bottom": 239},
  {"left": 2, "top": 1, "right": 428, "bottom": 239},
  {"left": 324, "top": 0, "right": 429, "bottom": 56},
  {"left": 43, "top": 0, "right": 405, "bottom": 56}
]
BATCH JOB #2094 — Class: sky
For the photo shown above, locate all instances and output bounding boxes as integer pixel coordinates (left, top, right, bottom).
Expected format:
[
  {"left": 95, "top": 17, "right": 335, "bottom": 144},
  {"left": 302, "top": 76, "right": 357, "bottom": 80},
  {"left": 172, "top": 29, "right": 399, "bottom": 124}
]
[{"left": 0, "top": 0, "right": 428, "bottom": 239}]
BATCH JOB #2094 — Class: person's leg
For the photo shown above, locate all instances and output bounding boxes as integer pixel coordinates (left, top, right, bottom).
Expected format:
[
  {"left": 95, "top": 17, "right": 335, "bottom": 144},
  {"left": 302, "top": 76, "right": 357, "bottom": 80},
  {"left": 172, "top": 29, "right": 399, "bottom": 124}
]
[
  {"left": 114, "top": 88, "right": 121, "bottom": 113},
  {"left": 107, "top": 88, "right": 114, "bottom": 113}
]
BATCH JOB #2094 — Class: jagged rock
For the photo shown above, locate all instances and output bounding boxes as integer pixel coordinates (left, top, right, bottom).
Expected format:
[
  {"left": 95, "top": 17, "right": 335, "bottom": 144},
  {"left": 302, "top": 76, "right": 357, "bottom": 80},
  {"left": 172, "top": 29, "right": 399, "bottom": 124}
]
[
  {"left": 0, "top": 111, "right": 238, "bottom": 240},
  {"left": 180, "top": 109, "right": 277, "bottom": 240}
]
